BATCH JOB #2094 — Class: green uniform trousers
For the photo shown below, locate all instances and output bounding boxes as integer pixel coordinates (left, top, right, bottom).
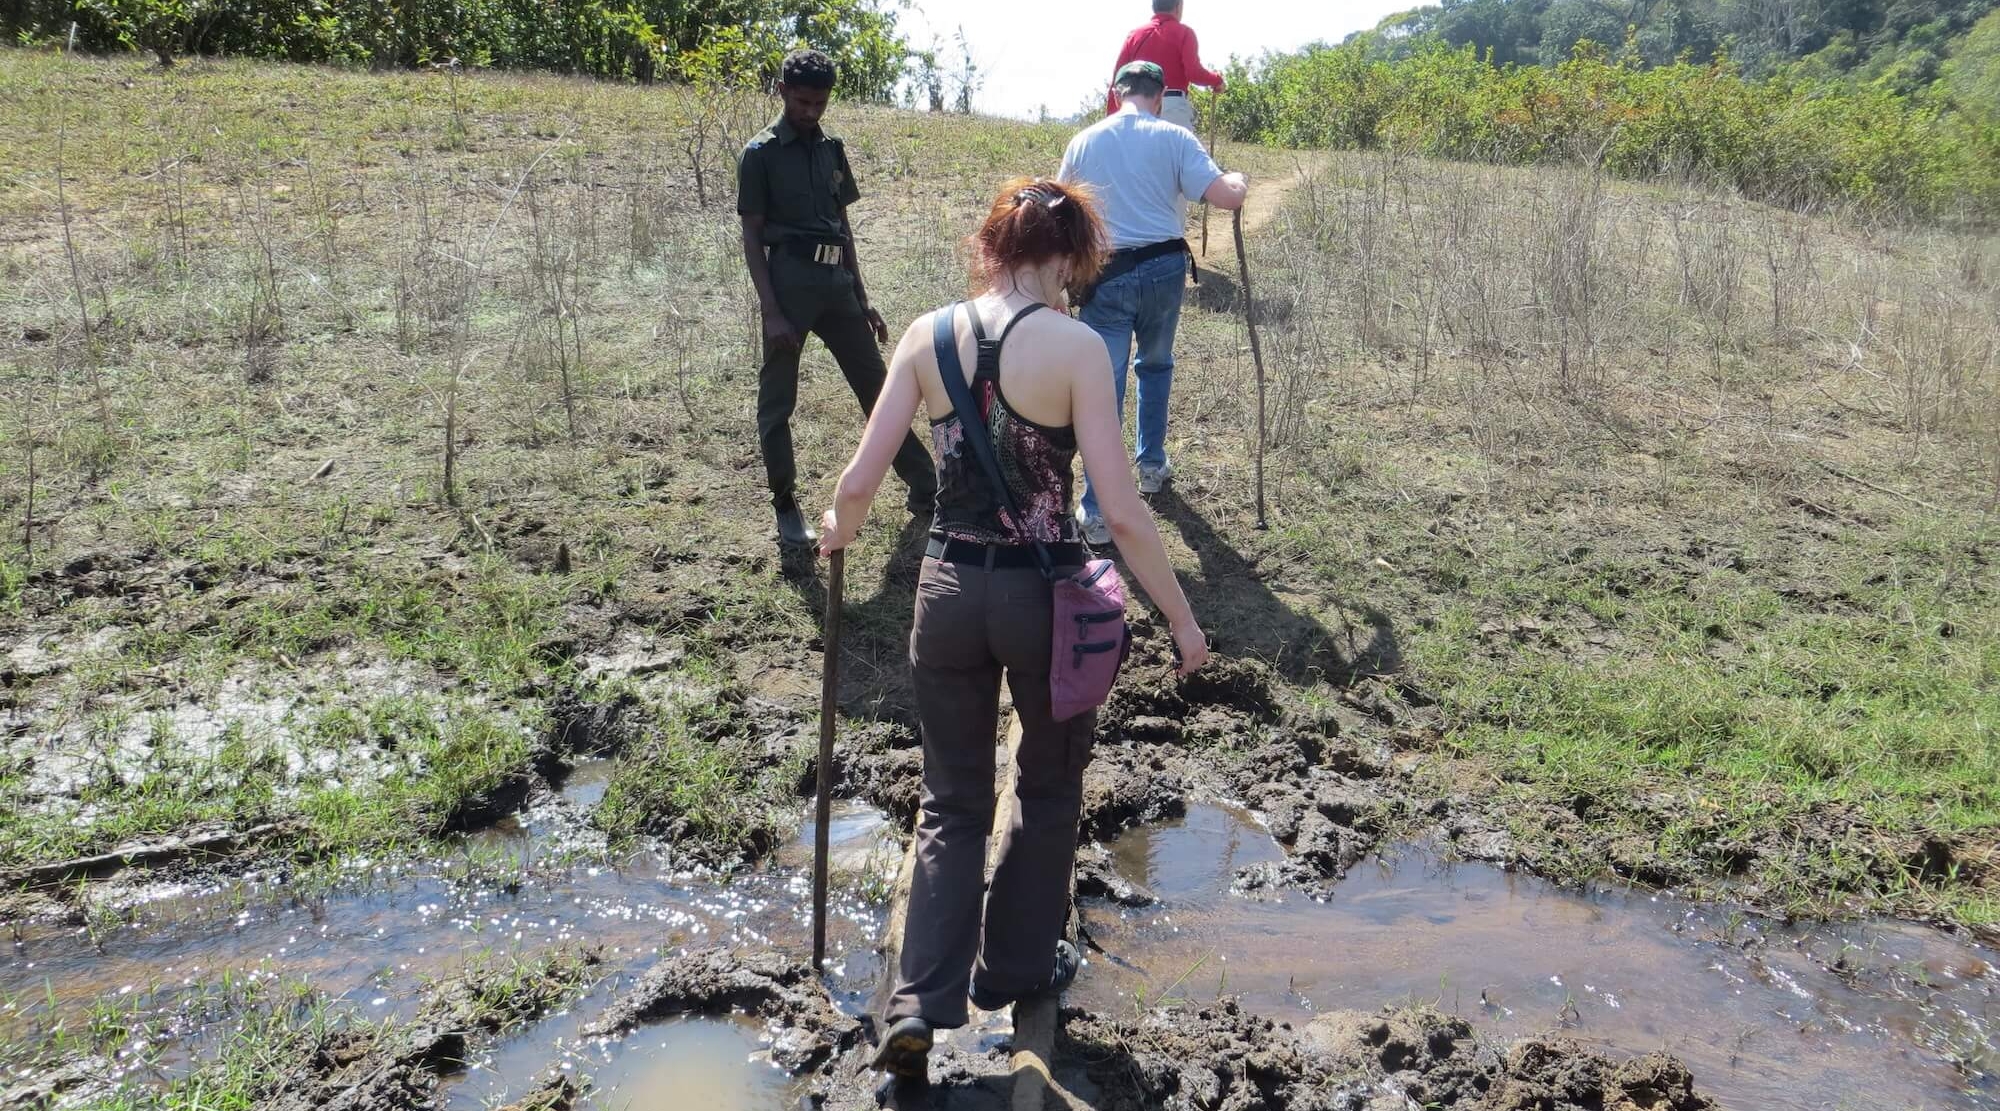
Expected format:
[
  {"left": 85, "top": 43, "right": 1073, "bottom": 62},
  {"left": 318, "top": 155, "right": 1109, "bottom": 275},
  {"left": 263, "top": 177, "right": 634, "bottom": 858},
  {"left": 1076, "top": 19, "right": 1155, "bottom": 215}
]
[{"left": 758, "top": 253, "right": 936, "bottom": 510}]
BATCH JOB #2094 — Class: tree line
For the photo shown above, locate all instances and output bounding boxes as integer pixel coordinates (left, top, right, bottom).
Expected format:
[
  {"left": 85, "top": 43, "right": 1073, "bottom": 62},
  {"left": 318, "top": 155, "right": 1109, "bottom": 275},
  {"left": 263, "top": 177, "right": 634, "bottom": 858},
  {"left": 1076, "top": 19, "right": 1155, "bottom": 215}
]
[
  {"left": 0, "top": 0, "right": 912, "bottom": 99},
  {"left": 1215, "top": 1, "right": 2000, "bottom": 219}
]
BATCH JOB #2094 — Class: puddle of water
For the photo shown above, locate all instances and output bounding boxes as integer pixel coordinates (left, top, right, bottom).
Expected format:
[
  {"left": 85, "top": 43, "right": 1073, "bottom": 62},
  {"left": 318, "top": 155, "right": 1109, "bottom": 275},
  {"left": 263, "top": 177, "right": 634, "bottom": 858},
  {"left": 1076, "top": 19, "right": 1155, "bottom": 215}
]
[
  {"left": 0, "top": 798, "right": 899, "bottom": 1104},
  {"left": 786, "top": 801, "right": 901, "bottom": 879},
  {"left": 1077, "top": 804, "right": 1999, "bottom": 1111},
  {"left": 558, "top": 758, "right": 618, "bottom": 809},
  {"left": 566, "top": 1016, "right": 795, "bottom": 1111},
  {"left": 448, "top": 1012, "right": 803, "bottom": 1111}
]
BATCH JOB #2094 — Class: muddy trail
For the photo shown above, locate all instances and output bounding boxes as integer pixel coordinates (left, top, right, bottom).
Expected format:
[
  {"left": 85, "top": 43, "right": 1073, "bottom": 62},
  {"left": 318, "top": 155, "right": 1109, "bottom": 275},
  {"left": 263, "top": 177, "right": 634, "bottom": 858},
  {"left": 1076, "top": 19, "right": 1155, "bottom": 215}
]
[{"left": 0, "top": 639, "right": 1991, "bottom": 1111}]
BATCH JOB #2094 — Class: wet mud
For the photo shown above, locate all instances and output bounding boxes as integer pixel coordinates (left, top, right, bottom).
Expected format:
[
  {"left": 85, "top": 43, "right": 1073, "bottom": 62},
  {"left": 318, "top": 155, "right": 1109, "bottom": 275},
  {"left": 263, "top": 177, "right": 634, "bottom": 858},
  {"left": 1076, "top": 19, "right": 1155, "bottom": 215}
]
[
  {"left": 0, "top": 783, "right": 900, "bottom": 1110},
  {"left": 3, "top": 566, "right": 1992, "bottom": 1111},
  {"left": 584, "top": 948, "right": 862, "bottom": 1072},
  {"left": 1082, "top": 646, "right": 1409, "bottom": 899},
  {"left": 1073, "top": 804, "right": 1998, "bottom": 1111},
  {"left": 1052, "top": 1002, "right": 1715, "bottom": 1111}
]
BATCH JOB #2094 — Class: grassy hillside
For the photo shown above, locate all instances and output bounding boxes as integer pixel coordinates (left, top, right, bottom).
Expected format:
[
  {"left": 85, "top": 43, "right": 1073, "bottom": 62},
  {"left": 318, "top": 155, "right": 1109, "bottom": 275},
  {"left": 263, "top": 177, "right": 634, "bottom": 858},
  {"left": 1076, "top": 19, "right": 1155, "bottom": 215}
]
[{"left": 0, "top": 47, "right": 1995, "bottom": 934}]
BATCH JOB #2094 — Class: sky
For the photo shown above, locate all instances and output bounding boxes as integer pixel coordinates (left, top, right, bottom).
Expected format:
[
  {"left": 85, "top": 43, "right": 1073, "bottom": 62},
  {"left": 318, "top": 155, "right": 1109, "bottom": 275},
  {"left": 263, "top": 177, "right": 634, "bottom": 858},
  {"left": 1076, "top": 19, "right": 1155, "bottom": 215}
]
[{"left": 896, "top": 0, "right": 1412, "bottom": 120}]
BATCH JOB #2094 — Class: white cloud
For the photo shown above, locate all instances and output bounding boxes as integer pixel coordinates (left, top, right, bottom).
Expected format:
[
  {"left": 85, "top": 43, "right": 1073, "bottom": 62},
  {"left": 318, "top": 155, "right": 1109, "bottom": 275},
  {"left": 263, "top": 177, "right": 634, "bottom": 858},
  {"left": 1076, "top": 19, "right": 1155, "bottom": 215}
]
[{"left": 896, "top": 0, "right": 1411, "bottom": 119}]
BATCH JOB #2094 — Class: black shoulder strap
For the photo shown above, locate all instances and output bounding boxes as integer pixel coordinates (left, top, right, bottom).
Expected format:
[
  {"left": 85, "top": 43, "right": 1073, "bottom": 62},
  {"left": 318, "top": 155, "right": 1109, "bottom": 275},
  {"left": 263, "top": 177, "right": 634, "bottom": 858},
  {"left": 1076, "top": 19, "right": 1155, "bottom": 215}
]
[
  {"left": 971, "top": 302, "right": 1047, "bottom": 378},
  {"left": 933, "top": 303, "right": 1056, "bottom": 580}
]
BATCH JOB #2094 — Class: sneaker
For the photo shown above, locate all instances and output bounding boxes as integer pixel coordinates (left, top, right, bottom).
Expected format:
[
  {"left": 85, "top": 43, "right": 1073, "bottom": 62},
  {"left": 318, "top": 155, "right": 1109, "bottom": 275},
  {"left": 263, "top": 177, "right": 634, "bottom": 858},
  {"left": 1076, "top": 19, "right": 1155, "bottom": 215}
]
[
  {"left": 1137, "top": 462, "right": 1174, "bottom": 495},
  {"left": 967, "top": 940, "right": 1083, "bottom": 1012},
  {"left": 1077, "top": 510, "right": 1110, "bottom": 547},
  {"left": 868, "top": 1015, "right": 933, "bottom": 1081}
]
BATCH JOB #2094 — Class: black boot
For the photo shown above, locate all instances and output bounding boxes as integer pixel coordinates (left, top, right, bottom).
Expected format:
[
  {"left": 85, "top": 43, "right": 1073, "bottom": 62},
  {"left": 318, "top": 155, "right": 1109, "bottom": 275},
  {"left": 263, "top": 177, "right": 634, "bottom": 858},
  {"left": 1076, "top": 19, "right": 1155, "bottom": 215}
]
[
  {"left": 967, "top": 940, "right": 1082, "bottom": 1012},
  {"left": 868, "top": 1015, "right": 933, "bottom": 1081},
  {"left": 774, "top": 496, "right": 816, "bottom": 547}
]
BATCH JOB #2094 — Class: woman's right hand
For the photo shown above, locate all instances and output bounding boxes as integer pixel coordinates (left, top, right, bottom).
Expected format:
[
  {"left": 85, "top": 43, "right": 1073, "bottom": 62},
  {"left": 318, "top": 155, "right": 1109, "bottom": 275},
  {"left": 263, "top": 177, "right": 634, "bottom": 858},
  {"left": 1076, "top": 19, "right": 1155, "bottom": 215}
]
[{"left": 1170, "top": 617, "right": 1209, "bottom": 677}]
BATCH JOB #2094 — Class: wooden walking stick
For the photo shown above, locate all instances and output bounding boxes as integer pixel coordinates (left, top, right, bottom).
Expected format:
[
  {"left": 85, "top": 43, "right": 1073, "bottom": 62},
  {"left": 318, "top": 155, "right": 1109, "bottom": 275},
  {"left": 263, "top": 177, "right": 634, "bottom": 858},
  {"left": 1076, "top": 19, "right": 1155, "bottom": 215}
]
[
  {"left": 1232, "top": 208, "right": 1268, "bottom": 530},
  {"left": 813, "top": 548, "right": 845, "bottom": 971},
  {"left": 1200, "top": 88, "right": 1221, "bottom": 257}
]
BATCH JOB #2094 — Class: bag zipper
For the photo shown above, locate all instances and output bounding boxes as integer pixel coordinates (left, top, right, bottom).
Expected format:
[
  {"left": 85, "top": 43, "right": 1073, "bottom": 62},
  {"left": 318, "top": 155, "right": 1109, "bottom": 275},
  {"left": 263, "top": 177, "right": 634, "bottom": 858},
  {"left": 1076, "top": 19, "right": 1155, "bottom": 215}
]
[{"left": 1072, "top": 640, "right": 1119, "bottom": 669}]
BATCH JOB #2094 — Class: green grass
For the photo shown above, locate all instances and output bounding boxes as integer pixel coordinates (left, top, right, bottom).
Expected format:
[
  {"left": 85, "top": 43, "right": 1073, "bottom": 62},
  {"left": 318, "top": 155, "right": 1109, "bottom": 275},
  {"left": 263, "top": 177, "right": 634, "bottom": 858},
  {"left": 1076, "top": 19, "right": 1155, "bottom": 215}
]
[
  {"left": 0, "top": 693, "right": 538, "bottom": 869},
  {"left": 1408, "top": 514, "right": 2000, "bottom": 922},
  {"left": 26, "top": 946, "right": 599, "bottom": 1111},
  {"left": 595, "top": 692, "right": 810, "bottom": 865}
]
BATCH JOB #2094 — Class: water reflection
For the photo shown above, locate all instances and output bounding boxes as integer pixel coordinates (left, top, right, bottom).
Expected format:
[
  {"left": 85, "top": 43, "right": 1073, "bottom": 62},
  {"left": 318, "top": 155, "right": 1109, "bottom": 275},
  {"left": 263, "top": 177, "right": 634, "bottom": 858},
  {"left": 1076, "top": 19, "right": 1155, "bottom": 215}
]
[{"left": 1077, "top": 804, "right": 1999, "bottom": 1111}]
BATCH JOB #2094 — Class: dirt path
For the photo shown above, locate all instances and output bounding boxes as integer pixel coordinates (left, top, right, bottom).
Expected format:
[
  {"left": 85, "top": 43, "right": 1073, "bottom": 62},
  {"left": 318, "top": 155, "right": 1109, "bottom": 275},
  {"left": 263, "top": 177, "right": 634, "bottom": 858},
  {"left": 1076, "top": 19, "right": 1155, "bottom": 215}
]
[
  {"left": 1193, "top": 152, "right": 1319, "bottom": 278},
  {"left": 1242, "top": 156, "right": 1317, "bottom": 235}
]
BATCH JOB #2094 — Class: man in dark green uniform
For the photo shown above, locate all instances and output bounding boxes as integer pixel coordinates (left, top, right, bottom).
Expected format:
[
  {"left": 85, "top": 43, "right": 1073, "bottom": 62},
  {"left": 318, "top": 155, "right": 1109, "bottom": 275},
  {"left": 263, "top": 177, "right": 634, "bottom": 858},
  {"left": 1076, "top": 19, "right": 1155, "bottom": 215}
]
[{"left": 738, "top": 49, "right": 935, "bottom": 547}]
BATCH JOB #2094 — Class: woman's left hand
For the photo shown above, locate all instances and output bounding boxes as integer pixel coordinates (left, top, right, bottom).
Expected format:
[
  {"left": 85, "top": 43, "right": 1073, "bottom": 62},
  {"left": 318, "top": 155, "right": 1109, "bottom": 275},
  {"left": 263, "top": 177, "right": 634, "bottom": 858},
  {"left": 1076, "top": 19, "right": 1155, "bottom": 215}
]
[{"left": 818, "top": 508, "right": 858, "bottom": 557}]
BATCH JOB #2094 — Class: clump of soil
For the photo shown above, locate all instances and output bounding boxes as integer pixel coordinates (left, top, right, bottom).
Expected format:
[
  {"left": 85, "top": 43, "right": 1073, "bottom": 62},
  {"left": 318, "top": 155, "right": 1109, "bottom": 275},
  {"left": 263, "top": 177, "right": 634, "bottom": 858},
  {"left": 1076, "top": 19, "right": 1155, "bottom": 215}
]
[
  {"left": 830, "top": 719, "right": 925, "bottom": 827},
  {"left": 593, "top": 690, "right": 922, "bottom": 869},
  {"left": 253, "top": 1023, "right": 462, "bottom": 1111},
  {"left": 585, "top": 948, "right": 862, "bottom": 1073},
  {"left": 495, "top": 1074, "right": 584, "bottom": 1111},
  {"left": 259, "top": 945, "right": 602, "bottom": 1111},
  {"left": 808, "top": 999, "right": 1717, "bottom": 1110},
  {"left": 1058, "top": 1002, "right": 1716, "bottom": 1111},
  {"left": 1083, "top": 648, "right": 1418, "bottom": 899},
  {"left": 0, "top": 1054, "right": 117, "bottom": 1108},
  {"left": 1075, "top": 841, "right": 1157, "bottom": 907},
  {"left": 18, "top": 945, "right": 607, "bottom": 1111},
  {"left": 593, "top": 691, "right": 815, "bottom": 865}
]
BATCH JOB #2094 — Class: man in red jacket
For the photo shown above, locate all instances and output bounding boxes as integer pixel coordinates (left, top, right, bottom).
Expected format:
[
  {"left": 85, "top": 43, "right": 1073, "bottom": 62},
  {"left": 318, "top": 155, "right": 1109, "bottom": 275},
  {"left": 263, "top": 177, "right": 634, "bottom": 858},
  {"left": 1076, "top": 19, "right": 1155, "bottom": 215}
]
[{"left": 1106, "top": 0, "right": 1225, "bottom": 135}]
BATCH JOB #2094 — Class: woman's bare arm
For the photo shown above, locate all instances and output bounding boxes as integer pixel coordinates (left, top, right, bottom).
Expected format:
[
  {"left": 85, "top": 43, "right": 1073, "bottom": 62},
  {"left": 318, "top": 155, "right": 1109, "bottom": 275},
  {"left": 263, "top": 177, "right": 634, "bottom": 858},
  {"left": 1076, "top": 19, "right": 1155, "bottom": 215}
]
[{"left": 1068, "top": 329, "right": 1207, "bottom": 675}]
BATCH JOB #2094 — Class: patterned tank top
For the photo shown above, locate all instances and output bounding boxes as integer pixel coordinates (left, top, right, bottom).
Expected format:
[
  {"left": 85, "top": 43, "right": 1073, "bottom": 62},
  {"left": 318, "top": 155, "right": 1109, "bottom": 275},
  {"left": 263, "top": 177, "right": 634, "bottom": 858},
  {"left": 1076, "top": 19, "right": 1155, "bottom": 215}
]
[{"left": 929, "top": 303, "right": 1083, "bottom": 546}]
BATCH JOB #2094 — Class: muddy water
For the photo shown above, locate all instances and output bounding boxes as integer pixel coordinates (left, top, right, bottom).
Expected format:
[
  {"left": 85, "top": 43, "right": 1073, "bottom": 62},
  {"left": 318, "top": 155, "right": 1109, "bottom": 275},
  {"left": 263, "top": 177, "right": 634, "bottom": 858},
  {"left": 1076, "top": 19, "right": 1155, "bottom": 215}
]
[
  {"left": 1075, "top": 804, "right": 1998, "bottom": 1111},
  {"left": 0, "top": 791, "right": 899, "bottom": 1109}
]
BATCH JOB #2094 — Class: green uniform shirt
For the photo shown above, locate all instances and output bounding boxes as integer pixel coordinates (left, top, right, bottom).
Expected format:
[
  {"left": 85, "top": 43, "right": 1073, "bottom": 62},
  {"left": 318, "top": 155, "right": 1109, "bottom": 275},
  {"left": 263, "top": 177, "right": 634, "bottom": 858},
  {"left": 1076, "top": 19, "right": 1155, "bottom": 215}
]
[{"left": 737, "top": 116, "right": 862, "bottom": 247}]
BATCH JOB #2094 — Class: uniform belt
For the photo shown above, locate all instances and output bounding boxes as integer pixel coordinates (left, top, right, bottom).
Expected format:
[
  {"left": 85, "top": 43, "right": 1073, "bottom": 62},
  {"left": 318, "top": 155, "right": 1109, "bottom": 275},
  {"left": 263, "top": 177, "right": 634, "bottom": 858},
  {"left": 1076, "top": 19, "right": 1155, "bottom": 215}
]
[
  {"left": 926, "top": 535, "right": 1085, "bottom": 570},
  {"left": 777, "top": 239, "right": 846, "bottom": 266}
]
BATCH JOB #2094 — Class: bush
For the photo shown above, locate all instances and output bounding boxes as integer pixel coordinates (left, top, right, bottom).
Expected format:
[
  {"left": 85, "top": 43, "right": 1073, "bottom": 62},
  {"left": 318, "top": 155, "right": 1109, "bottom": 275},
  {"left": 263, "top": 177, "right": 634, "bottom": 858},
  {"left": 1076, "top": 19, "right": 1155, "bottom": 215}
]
[
  {"left": 5, "top": 0, "right": 912, "bottom": 100},
  {"left": 1225, "top": 39, "right": 1998, "bottom": 220}
]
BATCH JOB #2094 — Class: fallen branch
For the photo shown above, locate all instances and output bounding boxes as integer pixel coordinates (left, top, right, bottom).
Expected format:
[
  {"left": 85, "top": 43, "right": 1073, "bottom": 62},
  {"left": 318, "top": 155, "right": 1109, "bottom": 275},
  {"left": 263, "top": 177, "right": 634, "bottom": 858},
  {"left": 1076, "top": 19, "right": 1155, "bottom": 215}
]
[
  {"left": 5, "top": 821, "right": 297, "bottom": 889},
  {"left": 1815, "top": 461, "right": 1946, "bottom": 514}
]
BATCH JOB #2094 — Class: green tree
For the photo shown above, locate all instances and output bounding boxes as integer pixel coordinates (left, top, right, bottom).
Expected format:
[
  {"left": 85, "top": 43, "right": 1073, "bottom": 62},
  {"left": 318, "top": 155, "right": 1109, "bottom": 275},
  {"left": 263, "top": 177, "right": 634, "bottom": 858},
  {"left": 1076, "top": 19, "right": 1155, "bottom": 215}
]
[
  {"left": 1540, "top": 0, "right": 1626, "bottom": 64},
  {"left": 1943, "top": 6, "right": 2000, "bottom": 118}
]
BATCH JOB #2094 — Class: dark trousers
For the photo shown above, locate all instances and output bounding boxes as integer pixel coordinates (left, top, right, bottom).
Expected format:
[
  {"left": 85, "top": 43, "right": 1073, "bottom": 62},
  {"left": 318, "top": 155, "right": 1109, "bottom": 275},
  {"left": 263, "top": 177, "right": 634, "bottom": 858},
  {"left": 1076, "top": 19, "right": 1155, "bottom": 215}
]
[
  {"left": 887, "top": 557, "right": 1096, "bottom": 1029},
  {"left": 757, "top": 257, "right": 935, "bottom": 508}
]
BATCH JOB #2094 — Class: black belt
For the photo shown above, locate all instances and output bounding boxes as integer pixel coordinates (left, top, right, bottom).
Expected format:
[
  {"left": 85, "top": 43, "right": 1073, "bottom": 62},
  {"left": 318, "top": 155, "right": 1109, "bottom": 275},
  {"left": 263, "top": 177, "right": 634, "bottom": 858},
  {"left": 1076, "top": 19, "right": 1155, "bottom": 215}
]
[
  {"left": 926, "top": 536, "right": 1085, "bottom": 570},
  {"left": 1164, "top": 89, "right": 1188, "bottom": 97},
  {"left": 776, "top": 238, "right": 847, "bottom": 266},
  {"left": 1079, "top": 238, "right": 1195, "bottom": 307}
]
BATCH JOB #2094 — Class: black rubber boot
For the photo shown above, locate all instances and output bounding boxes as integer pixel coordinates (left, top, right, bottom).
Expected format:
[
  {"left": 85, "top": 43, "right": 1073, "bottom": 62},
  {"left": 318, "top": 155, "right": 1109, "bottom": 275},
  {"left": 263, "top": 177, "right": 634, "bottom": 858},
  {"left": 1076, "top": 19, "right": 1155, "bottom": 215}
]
[
  {"left": 774, "top": 496, "right": 816, "bottom": 546},
  {"left": 967, "top": 940, "right": 1082, "bottom": 1012},
  {"left": 868, "top": 1015, "right": 933, "bottom": 1081}
]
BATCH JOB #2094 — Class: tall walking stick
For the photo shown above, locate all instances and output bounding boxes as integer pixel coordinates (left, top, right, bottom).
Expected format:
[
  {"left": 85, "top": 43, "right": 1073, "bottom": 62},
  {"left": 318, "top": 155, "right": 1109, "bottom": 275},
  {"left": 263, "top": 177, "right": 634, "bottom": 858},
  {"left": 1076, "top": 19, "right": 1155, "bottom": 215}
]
[
  {"left": 813, "top": 549, "right": 845, "bottom": 971},
  {"left": 1200, "top": 88, "right": 1221, "bottom": 257},
  {"left": 1232, "top": 209, "right": 1268, "bottom": 530}
]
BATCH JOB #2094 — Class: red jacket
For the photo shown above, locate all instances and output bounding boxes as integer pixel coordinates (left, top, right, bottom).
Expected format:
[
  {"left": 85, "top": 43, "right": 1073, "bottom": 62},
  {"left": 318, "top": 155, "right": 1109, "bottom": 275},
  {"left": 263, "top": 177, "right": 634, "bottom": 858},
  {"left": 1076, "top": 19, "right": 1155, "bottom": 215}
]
[{"left": 1107, "top": 13, "right": 1225, "bottom": 114}]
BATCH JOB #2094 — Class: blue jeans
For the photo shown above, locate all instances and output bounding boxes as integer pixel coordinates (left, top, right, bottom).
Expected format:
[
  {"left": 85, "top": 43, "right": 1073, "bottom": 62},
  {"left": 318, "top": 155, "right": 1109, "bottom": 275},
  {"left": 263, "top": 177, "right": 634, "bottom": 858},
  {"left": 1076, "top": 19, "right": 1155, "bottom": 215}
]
[{"left": 1078, "top": 251, "right": 1185, "bottom": 520}]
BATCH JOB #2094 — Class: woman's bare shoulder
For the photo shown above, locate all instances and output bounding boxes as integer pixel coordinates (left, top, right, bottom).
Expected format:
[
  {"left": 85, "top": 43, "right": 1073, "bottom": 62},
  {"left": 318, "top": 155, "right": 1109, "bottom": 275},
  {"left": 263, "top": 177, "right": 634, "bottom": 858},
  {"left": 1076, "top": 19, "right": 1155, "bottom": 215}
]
[{"left": 1033, "top": 309, "right": 1111, "bottom": 369}]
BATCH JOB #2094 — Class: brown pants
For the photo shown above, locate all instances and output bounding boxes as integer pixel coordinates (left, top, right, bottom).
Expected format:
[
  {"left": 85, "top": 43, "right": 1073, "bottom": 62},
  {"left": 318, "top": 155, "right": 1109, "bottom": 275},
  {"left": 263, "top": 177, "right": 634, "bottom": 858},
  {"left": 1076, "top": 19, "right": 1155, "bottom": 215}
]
[{"left": 887, "top": 556, "right": 1096, "bottom": 1029}]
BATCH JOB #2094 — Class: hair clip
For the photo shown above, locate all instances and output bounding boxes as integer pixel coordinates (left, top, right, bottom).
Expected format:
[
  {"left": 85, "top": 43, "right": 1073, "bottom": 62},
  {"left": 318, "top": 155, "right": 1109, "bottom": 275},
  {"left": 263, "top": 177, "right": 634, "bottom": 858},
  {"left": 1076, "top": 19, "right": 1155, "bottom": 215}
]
[{"left": 1015, "top": 182, "right": 1064, "bottom": 209}]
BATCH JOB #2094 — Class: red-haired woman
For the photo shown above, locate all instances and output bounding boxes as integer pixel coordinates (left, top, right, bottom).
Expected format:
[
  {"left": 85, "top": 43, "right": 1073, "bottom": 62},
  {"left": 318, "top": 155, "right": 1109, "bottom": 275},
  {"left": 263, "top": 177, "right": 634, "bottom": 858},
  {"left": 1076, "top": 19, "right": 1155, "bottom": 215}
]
[{"left": 819, "top": 177, "right": 1210, "bottom": 1082}]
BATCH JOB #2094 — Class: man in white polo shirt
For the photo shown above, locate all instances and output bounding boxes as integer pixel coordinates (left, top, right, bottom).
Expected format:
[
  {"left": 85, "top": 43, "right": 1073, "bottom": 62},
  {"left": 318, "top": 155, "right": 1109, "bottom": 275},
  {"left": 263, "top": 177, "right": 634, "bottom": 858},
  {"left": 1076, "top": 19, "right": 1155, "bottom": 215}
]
[{"left": 1059, "top": 60, "right": 1249, "bottom": 546}]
